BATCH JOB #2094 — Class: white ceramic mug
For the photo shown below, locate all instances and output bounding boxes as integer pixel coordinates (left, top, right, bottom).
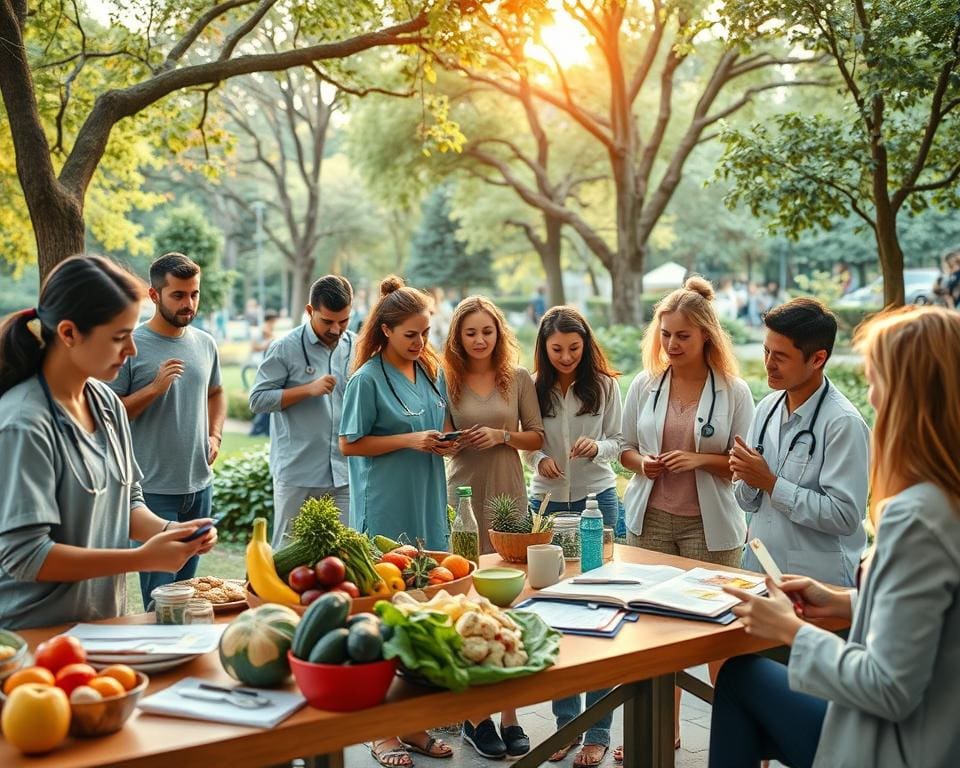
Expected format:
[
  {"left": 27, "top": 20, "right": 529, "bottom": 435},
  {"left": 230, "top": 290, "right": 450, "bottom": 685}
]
[{"left": 527, "top": 543, "right": 565, "bottom": 589}]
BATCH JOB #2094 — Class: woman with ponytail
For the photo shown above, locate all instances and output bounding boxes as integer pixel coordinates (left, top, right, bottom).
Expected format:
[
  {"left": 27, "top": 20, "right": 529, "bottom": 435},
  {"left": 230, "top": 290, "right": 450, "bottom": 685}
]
[{"left": 0, "top": 255, "right": 217, "bottom": 630}]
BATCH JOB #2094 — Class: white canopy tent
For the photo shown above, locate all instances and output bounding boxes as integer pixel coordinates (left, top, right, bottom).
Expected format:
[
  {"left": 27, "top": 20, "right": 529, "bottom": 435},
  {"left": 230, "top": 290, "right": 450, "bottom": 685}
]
[{"left": 643, "top": 261, "right": 687, "bottom": 292}]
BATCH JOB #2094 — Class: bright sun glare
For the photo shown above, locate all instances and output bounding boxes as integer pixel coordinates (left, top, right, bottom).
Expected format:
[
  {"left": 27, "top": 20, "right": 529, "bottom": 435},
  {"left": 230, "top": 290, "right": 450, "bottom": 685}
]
[{"left": 525, "top": 11, "right": 593, "bottom": 68}]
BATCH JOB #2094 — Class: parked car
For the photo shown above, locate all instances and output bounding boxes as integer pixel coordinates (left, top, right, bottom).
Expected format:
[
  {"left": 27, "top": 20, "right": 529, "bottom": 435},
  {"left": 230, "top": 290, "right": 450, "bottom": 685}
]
[{"left": 835, "top": 268, "right": 941, "bottom": 308}]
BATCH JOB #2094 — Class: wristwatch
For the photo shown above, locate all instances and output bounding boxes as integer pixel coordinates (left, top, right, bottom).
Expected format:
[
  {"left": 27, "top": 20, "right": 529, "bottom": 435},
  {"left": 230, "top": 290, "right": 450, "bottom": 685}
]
[{"left": 502, "top": 430, "right": 511, "bottom": 444}]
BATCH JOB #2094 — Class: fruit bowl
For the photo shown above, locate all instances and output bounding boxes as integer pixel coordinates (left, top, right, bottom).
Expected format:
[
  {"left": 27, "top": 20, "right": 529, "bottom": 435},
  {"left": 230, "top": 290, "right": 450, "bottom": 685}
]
[
  {"left": 0, "top": 629, "right": 28, "bottom": 681},
  {"left": 69, "top": 671, "right": 150, "bottom": 737},
  {"left": 488, "top": 530, "right": 554, "bottom": 563},
  {"left": 288, "top": 651, "right": 397, "bottom": 711},
  {"left": 246, "top": 552, "right": 476, "bottom": 615}
]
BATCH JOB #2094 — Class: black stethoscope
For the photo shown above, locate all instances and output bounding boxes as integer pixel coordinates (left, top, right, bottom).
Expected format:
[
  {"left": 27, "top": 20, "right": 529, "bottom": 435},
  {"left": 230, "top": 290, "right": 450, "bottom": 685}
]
[
  {"left": 37, "top": 373, "right": 131, "bottom": 496},
  {"left": 300, "top": 325, "right": 353, "bottom": 377},
  {"left": 652, "top": 366, "right": 717, "bottom": 438},
  {"left": 755, "top": 379, "right": 831, "bottom": 457},
  {"left": 378, "top": 355, "right": 446, "bottom": 418}
]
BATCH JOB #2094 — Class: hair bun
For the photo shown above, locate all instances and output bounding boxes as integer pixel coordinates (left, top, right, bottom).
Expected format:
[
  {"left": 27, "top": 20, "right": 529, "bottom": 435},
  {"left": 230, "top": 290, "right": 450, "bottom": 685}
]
[
  {"left": 379, "top": 275, "right": 406, "bottom": 298},
  {"left": 684, "top": 275, "right": 715, "bottom": 302}
]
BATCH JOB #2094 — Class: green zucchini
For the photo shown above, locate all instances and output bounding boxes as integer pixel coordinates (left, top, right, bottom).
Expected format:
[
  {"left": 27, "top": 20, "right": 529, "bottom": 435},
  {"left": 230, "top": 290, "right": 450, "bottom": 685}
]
[
  {"left": 291, "top": 592, "right": 350, "bottom": 660},
  {"left": 308, "top": 628, "right": 350, "bottom": 664},
  {"left": 346, "top": 622, "right": 383, "bottom": 663}
]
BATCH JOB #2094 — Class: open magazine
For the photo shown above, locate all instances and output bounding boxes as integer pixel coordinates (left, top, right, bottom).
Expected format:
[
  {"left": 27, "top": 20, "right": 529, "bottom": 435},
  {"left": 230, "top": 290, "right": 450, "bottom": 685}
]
[{"left": 535, "top": 562, "right": 766, "bottom": 620}]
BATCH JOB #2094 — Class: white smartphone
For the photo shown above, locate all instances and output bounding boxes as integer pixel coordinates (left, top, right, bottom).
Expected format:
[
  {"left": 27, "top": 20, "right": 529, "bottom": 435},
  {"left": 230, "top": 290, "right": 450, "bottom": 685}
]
[{"left": 749, "top": 538, "right": 784, "bottom": 582}]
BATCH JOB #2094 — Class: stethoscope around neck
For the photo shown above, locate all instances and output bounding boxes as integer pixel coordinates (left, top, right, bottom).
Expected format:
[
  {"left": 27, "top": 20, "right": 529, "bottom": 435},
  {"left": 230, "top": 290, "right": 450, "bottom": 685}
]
[
  {"left": 300, "top": 325, "right": 352, "bottom": 377},
  {"left": 755, "top": 379, "right": 831, "bottom": 458},
  {"left": 652, "top": 366, "right": 717, "bottom": 438},
  {"left": 378, "top": 354, "right": 446, "bottom": 418},
  {"left": 37, "top": 373, "right": 131, "bottom": 496}
]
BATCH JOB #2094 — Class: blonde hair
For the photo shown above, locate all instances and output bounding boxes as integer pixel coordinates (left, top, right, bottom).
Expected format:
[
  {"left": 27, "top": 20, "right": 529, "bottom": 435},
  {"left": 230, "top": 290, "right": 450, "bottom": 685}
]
[
  {"left": 641, "top": 275, "right": 739, "bottom": 380},
  {"left": 353, "top": 275, "right": 440, "bottom": 380},
  {"left": 443, "top": 296, "right": 518, "bottom": 405},
  {"left": 853, "top": 306, "right": 960, "bottom": 525}
]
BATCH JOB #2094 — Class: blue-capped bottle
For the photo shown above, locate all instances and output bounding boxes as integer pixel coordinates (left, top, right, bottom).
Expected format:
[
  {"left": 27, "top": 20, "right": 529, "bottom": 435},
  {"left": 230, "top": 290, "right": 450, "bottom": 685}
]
[{"left": 579, "top": 493, "right": 604, "bottom": 573}]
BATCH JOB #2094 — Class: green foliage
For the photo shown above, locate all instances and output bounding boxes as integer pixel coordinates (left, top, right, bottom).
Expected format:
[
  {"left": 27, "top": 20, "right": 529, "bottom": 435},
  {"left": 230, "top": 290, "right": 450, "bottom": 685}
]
[
  {"left": 212, "top": 446, "right": 273, "bottom": 542},
  {"left": 153, "top": 203, "right": 234, "bottom": 309},
  {"left": 594, "top": 325, "right": 644, "bottom": 374},
  {"left": 406, "top": 186, "right": 494, "bottom": 291},
  {"left": 227, "top": 390, "right": 253, "bottom": 421}
]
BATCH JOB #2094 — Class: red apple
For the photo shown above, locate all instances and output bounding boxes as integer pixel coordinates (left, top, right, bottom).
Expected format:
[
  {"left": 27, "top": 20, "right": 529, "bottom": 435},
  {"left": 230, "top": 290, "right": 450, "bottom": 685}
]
[
  {"left": 300, "top": 589, "right": 325, "bottom": 606},
  {"left": 287, "top": 565, "right": 317, "bottom": 593},
  {"left": 314, "top": 556, "right": 346, "bottom": 587},
  {"left": 329, "top": 580, "right": 360, "bottom": 599}
]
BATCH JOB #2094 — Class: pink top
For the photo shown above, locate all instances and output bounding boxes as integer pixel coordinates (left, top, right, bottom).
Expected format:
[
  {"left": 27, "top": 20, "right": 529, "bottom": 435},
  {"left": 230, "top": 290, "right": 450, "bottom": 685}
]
[{"left": 648, "top": 398, "right": 701, "bottom": 516}]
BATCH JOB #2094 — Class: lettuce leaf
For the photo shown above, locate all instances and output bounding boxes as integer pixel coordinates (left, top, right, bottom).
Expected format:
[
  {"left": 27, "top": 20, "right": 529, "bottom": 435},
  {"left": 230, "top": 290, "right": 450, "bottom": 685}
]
[{"left": 375, "top": 602, "right": 561, "bottom": 692}]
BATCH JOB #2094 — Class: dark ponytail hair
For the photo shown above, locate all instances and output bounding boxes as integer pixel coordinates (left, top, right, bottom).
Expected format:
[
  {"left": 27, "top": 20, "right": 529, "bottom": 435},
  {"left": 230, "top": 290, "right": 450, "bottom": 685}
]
[
  {"left": 533, "top": 306, "right": 618, "bottom": 418},
  {"left": 0, "top": 255, "right": 145, "bottom": 396}
]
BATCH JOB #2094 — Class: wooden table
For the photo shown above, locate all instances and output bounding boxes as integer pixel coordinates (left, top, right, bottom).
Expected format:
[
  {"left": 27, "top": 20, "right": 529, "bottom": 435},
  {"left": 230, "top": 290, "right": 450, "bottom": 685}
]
[{"left": 0, "top": 547, "right": 840, "bottom": 768}]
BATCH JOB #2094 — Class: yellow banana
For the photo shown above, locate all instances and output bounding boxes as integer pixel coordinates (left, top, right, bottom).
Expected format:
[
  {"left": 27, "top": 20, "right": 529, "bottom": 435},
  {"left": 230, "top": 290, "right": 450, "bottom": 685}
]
[{"left": 246, "top": 518, "right": 300, "bottom": 606}]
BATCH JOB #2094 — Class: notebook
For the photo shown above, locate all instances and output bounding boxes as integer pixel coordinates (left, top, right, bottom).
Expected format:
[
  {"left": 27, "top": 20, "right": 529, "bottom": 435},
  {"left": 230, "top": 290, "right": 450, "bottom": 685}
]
[
  {"left": 515, "top": 599, "right": 637, "bottom": 637},
  {"left": 535, "top": 562, "right": 765, "bottom": 620}
]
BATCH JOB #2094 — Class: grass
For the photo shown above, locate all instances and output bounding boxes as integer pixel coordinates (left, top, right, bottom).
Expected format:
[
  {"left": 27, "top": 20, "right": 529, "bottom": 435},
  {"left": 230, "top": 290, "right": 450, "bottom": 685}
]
[
  {"left": 125, "top": 541, "right": 247, "bottom": 614},
  {"left": 216, "top": 432, "right": 267, "bottom": 465}
]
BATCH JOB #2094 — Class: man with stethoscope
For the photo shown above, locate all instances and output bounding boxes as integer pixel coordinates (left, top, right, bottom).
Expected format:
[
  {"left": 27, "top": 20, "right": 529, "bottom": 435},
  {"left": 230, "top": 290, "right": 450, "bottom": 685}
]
[
  {"left": 249, "top": 276, "right": 356, "bottom": 547},
  {"left": 729, "top": 298, "right": 870, "bottom": 587}
]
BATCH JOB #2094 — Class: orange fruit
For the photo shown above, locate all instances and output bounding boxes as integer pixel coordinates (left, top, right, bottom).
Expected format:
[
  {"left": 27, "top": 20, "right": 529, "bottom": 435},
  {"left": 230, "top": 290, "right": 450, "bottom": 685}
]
[
  {"left": 86, "top": 676, "right": 125, "bottom": 699},
  {"left": 3, "top": 666, "right": 55, "bottom": 695},
  {"left": 99, "top": 664, "right": 138, "bottom": 691},
  {"left": 440, "top": 554, "right": 471, "bottom": 579}
]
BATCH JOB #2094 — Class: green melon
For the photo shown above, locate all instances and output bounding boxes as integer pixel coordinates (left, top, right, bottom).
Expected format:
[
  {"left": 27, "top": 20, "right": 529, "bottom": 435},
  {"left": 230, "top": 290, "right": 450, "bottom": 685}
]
[{"left": 219, "top": 604, "right": 301, "bottom": 687}]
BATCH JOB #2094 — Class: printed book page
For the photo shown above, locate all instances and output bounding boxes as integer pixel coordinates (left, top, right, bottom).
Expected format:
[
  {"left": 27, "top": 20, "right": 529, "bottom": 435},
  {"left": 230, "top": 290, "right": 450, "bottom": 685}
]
[{"left": 537, "top": 563, "right": 685, "bottom": 607}]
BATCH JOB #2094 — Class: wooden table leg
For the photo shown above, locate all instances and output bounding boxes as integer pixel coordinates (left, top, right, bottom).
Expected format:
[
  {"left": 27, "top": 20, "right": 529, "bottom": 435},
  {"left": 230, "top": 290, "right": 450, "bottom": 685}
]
[{"left": 623, "top": 673, "right": 674, "bottom": 768}]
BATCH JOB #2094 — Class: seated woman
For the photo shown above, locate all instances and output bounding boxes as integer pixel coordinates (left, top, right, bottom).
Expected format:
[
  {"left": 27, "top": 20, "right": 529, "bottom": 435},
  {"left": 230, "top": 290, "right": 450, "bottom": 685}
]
[{"left": 709, "top": 305, "right": 960, "bottom": 768}]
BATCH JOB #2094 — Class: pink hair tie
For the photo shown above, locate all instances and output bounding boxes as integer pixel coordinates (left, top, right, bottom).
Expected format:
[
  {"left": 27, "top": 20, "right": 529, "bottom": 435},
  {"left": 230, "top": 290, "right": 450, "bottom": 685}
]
[{"left": 23, "top": 307, "right": 38, "bottom": 319}]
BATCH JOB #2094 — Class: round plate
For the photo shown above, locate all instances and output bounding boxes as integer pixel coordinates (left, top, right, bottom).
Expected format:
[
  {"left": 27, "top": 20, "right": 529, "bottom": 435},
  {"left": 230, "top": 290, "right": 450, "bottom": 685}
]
[
  {"left": 87, "top": 651, "right": 189, "bottom": 665},
  {"left": 104, "top": 654, "right": 200, "bottom": 674},
  {"left": 169, "top": 577, "right": 248, "bottom": 613}
]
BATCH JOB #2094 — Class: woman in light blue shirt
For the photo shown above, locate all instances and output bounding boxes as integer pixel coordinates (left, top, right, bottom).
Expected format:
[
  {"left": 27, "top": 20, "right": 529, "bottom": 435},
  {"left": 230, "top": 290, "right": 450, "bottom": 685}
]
[
  {"left": 0, "top": 256, "right": 216, "bottom": 630},
  {"left": 711, "top": 306, "right": 960, "bottom": 768}
]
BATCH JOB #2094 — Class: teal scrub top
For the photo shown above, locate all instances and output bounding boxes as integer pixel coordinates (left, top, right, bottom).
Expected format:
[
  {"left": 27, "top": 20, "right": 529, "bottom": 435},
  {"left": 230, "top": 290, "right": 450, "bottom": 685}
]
[{"left": 340, "top": 355, "right": 449, "bottom": 550}]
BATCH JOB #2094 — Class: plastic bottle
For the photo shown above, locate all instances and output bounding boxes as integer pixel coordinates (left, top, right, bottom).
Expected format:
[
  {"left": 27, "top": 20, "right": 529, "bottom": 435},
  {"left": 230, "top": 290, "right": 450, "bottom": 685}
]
[
  {"left": 579, "top": 493, "right": 604, "bottom": 573},
  {"left": 451, "top": 486, "right": 481, "bottom": 566}
]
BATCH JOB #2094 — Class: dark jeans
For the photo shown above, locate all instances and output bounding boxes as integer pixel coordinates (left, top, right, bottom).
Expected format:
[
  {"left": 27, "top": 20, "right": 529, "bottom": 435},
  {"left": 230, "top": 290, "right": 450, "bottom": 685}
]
[
  {"left": 709, "top": 655, "right": 828, "bottom": 768},
  {"left": 249, "top": 411, "right": 270, "bottom": 437},
  {"left": 529, "top": 486, "right": 623, "bottom": 531},
  {"left": 140, "top": 486, "right": 213, "bottom": 606}
]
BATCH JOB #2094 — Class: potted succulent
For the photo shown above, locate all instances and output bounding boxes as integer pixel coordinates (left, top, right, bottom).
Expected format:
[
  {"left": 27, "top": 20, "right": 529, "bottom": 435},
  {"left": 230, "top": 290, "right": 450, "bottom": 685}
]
[{"left": 487, "top": 495, "right": 555, "bottom": 563}]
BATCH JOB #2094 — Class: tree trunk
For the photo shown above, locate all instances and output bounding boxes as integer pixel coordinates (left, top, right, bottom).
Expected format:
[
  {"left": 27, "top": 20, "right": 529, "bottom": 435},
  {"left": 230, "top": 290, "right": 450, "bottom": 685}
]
[
  {"left": 35, "top": 194, "right": 86, "bottom": 281},
  {"left": 610, "top": 259, "right": 642, "bottom": 326},
  {"left": 290, "top": 253, "right": 315, "bottom": 312},
  {"left": 542, "top": 215, "right": 565, "bottom": 307},
  {"left": 875, "top": 213, "right": 905, "bottom": 306}
]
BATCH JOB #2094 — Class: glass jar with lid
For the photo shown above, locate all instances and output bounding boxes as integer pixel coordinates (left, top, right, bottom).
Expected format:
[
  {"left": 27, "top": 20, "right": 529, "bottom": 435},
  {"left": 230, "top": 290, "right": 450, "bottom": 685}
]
[
  {"left": 151, "top": 584, "right": 195, "bottom": 625},
  {"left": 551, "top": 513, "right": 581, "bottom": 561}
]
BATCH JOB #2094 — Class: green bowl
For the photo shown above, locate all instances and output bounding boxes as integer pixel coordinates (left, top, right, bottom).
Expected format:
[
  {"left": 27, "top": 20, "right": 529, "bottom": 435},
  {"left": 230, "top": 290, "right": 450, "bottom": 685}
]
[{"left": 472, "top": 567, "right": 526, "bottom": 607}]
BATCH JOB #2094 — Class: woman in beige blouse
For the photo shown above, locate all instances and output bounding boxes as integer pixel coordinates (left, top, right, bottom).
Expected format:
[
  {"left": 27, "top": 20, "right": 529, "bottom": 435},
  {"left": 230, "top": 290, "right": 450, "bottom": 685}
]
[
  {"left": 619, "top": 276, "right": 754, "bottom": 758},
  {"left": 442, "top": 295, "right": 544, "bottom": 759}
]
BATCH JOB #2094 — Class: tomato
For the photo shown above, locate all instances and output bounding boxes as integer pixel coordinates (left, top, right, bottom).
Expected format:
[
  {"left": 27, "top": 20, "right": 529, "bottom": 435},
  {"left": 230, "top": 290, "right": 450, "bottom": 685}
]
[
  {"left": 87, "top": 676, "right": 126, "bottom": 699},
  {"left": 440, "top": 554, "right": 471, "bottom": 579},
  {"left": 380, "top": 552, "right": 412, "bottom": 570},
  {"left": 329, "top": 580, "right": 360, "bottom": 598},
  {"left": 34, "top": 635, "right": 85, "bottom": 673},
  {"left": 1, "top": 683, "right": 71, "bottom": 754},
  {"left": 314, "top": 556, "right": 347, "bottom": 587},
  {"left": 54, "top": 663, "right": 98, "bottom": 695},
  {"left": 287, "top": 565, "right": 318, "bottom": 593},
  {"left": 427, "top": 566, "right": 455, "bottom": 585},
  {"left": 99, "top": 664, "right": 138, "bottom": 692},
  {"left": 3, "top": 666, "right": 55, "bottom": 695}
]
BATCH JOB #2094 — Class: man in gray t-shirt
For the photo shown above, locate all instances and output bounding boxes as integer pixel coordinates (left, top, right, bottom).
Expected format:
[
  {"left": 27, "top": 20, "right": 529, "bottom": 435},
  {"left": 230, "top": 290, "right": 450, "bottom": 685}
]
[{"left": 110, "top": 253, "right": 225, "bottom": 605}]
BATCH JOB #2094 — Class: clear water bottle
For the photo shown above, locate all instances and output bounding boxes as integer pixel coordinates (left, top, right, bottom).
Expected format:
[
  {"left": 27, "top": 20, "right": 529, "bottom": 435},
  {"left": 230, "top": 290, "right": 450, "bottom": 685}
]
[
  {"left": 579, "top": 493, "right": 604, "bottom": 573},
  {"left": 451, "top": 486, "right": 480, "bottom": 566}
]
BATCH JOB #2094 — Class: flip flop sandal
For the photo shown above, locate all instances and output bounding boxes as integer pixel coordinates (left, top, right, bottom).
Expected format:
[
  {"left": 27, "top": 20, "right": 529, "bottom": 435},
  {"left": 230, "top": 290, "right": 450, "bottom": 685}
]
[
  {"left": 371, "top": 743, "right": 414, "bottom": 768},
  {"left": 612, "top": 745, "right": 623, "bottom": 764},
  {"left": 548, "top": 740, "right": 583, "bottom": 762},
  {"left": 399, "top": 736, "right": 453, "bottom": 759},
  {"left": 573, "top": 744, "right": 609, "bottom": 767}
]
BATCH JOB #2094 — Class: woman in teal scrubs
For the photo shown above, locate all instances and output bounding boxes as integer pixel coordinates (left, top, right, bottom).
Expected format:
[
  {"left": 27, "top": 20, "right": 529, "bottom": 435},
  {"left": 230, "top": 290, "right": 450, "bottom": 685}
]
[
  {"left": 340, "top": 275, "right": 456, "bottom": 767},
  {"left": 340, "top": 276, "right": 454, "bottom": 551}
]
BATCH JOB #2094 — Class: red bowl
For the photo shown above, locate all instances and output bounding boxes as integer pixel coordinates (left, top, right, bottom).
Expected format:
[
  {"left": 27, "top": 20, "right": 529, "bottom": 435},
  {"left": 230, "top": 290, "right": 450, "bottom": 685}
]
[{"left": 288, "top": 651, "right": 397, "bottom": 711}]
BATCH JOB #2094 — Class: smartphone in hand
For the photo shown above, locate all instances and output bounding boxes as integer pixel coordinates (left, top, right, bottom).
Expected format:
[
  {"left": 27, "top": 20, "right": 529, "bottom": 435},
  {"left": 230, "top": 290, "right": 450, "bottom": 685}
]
[
  {"left": 438, "top": 431, "right": 462, "bottom": 442},
  {"left": 180, "top": 514, "right": 224, "bottom": 542},
  {"left": 749, "top": 538, "right": 803, "bottom": 607}
]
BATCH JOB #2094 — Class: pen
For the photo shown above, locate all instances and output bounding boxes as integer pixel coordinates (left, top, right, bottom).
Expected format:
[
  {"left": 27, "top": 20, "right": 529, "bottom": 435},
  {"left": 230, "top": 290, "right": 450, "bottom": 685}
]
[{"left": 570, "top": 578, "right": 642, "bottom": 585}]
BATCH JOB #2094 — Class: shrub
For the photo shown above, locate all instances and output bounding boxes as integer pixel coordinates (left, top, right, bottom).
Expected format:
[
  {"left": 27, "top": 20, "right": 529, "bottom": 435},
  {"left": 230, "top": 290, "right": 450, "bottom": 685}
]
[
  {"left": 830, "top": 306, "right": 880, "bottom": 335},
  {"left": 594, "top": 324, "right": 644, "bottom": 373},
  {"left": 227, "top": 390, "right": 253, "bottom": 421},
  {"left": 213, "top": 446, "right": 273, "bottom": 542},
  {"left": 720, "top": 316, "right": 751, "bottom": 345}
]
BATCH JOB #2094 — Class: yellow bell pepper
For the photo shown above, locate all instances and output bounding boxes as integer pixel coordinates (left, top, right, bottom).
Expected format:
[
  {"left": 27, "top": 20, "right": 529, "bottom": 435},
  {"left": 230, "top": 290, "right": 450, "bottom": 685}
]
[{"left": 374, "top": 562, "right": 406, "bottom": 594}]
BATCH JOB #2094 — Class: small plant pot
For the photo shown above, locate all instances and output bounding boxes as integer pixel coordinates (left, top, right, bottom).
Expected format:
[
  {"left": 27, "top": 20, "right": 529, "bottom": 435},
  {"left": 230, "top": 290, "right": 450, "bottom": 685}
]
[{"left": 488, "top": 530, "right": 554, "bottom": 563}]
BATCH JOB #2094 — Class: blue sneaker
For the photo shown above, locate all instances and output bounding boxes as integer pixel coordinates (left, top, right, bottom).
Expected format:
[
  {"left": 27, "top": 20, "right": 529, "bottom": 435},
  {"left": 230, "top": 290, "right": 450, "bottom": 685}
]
[{"left": 462, "top": 718, "right": 507, "bottom": 759}]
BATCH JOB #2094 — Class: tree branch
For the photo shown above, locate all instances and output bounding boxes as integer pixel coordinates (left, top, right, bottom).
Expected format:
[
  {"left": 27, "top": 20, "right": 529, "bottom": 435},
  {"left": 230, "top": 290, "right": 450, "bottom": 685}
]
[
  {"left": 218, "top": 0, "right": 279, "bottom": 62},
  {"left": 307, "top": 63, "right": 416, "bottom": 98},
  {"left": 626, "top": 0, "right": 663, "bottom": 104},
  {"left": 899, "top": 160, "right": 960, "bottom": 196},
  {"left": 163, "top": 0, "right": 259, "bottom": 71}
]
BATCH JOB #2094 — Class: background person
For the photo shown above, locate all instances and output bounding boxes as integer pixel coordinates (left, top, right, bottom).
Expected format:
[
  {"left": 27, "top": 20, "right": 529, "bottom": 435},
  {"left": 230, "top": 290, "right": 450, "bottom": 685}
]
[
  {"left": 109, "top": 252, "right": 225, "bottom": 607},
  {"left": 246, "top": 308, "right": 279, "bottom": 437},
  {"left": 0, "top": 256, "right": 215, "bottom": 630},
  {"left": 249, "top": 276, "right": 356, "bottom": 547},
  {"left": 709, "top": 305, "right": 960, "bottom": 768},
  {"left": 442, "top": 295, "right": 543, "bottom": 760},
  {"left": 619, "top": 276, "right": 754, "bottom": 756},
  {"left": 524, "top": 306, "right": 622, "bottom": 768}
]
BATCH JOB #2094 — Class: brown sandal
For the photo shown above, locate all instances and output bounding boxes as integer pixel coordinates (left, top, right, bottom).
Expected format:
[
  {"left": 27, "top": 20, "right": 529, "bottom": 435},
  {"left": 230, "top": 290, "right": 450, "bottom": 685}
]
[
  {"left": 372, "top": 740, "right": 414, "bottom": 768},
  {"left": 573, "top": 744, "right": 609, "bottom": 767},
  {"left": 398, "top": 735, "right": 453, "bottom": 759},
  {"left": 549, "top": 740, "right": 582, "bottom": 762}
]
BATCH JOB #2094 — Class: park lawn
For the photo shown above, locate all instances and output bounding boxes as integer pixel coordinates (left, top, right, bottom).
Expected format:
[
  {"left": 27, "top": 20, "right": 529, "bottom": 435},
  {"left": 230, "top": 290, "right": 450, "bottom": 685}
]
[{"left": 216, "top": 432, "right": 267, "bottom": 465}]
